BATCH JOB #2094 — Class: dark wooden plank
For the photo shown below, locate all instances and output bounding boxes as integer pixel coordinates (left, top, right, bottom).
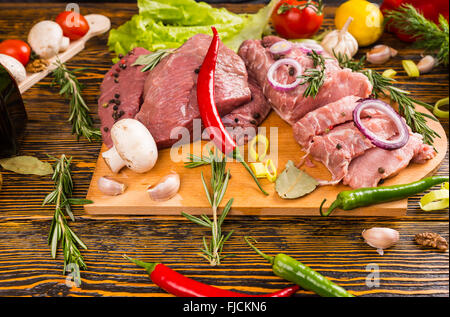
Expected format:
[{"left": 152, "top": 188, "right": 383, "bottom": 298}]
[{"left": 0, "top": 3, "right": 448, "bottom": 297}]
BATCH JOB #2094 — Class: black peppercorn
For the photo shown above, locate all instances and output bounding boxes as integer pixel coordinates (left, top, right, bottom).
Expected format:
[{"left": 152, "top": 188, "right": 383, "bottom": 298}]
[
  {"left": 336, "top": 143, "right": 342, "bottom": 150},
  {"left": 113, "top": 105, "right": 118, "bottom": 111},
  {"left": 378, "top": 167, "right": 385, "bottom": 174},
  {"left": 119, "top": 110, "right": 125, "bottom": 117},
  {"left": 252, "top": 113, "right": 261, "bottom": 119},
  {"left": 118, "top": 54, "right": 123, "bottom": 59},
  {"left": 289, "top": 67, "right": 295, "bottom": 76},
  {"left": 114, "top": 93, "right": 120, "bottom": 98},
  {"left": 194, "top": 67, "right": 200, "bottom": 74},
  {"left": 250, "top": 119, "right": 257, "bottom": 125},
  {"left": 114, "top": 78, "right": 119, "bottom": 83},
  {"left": 114, "top": 99, "right": 121, "bottom": 105},
  {"left": 234, "top": 118, "right": 239, "bottom": 123},
  {"left": 113, "top": 73, "right": 119, "bottom": 78},
  {"left": 103, "top": 127, "right": 109, "bottom": 132}
]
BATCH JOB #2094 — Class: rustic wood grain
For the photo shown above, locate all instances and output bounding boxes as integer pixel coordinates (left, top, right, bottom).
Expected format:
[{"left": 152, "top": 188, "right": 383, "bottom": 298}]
[{"left": 0, "top": 3, "right": 448, "bottom": 297}]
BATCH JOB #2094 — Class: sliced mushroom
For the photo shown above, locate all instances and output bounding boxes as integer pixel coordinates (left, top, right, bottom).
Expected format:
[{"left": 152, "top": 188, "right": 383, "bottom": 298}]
[{"left": 102, "top": 118, "right": 158, "bottom": 173}]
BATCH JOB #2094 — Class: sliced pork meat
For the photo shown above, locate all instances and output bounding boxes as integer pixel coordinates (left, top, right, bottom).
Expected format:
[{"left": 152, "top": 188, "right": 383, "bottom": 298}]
[
  {"left": 293, "top": 96, "right": 384, "bottom": 148},
  {"left": 98, "top": 47, "right": 151, "bottom": 148},
  {"left": 343, "top": 133, "right": 436, "bottom": 188},
  {"left": 220, "top": 79, "right": 271, "bottom": 144},
  {"left": 238, "top": 36, "right": 372, "bottom": 125},
  {"left": 136, "top": 34, "right": 251, "bottom": 149},
  {"left": 308, "top": 117, "right": 399, "bottom": 185}
]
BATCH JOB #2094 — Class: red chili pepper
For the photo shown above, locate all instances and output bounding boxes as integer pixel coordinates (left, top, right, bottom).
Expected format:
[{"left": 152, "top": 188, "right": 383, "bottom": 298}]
[
  {"left": 125, "top": 255, "right": 299, "bottom": 297},
  {"left": 197, "top": 26, "right": 268, "bottom": 195}
]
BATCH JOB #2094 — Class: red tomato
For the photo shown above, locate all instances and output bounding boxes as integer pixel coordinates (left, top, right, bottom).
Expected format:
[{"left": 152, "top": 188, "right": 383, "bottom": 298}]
[
  {"left": 271, "top": 0, "right": 324, "bottom": 39},
  {"left": 0, "top": 39, "right": 31, "bottom": 66},
  {"left": 55, "top": 11, "right": 90, "bottom": 41}
]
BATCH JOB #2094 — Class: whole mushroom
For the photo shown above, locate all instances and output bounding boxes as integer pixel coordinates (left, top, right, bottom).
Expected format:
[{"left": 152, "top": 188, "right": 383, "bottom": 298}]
[
  {"left": 102, "top": 119, "right": 158, "bottom": 173},
  {"left": 27, "top": 21, "right": 70, "bottom": 59}
]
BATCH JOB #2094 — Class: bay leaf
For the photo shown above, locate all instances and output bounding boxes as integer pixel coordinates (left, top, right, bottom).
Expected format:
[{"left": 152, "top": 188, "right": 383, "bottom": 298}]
[
  {"left": 275, "top": 160, "right": 319, "bottom": 199},
  {"left": 0, "top": 156, "right": 54, "bottom": 176}
]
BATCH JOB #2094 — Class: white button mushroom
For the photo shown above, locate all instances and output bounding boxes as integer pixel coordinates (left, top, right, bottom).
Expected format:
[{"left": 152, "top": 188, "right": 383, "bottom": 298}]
[
  {"left": 102, "top": 119, "right": 158, "bottom": 173},
  {"left": 27, "top": 21, "right": 70, "bottom": 59},
  {"left": 0, "top": 54, "right": 26, "bottom": 83}
]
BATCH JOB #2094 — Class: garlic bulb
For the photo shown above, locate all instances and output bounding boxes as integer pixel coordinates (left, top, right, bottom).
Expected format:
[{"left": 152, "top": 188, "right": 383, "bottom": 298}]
[
  {"left": 98, "top": 176, "right": 127, "bottom": 196},
  {"left": 362, "top": 227, "right": 400, "bottom": 256},
  {"left": 147, "top": 172, "right": 180, "bottom": 202},
  {"left": 321, "top": 17, "right": 358, "bottom": 59}
]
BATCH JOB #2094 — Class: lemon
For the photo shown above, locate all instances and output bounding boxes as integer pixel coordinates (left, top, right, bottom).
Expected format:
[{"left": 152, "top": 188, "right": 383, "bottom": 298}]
[{"left": 335, "top": 0, "right": 384, "bottom": 47}]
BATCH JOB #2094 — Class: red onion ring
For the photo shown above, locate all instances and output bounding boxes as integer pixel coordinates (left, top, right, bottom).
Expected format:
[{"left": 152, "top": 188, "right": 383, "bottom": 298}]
[
  {"left": 353, "top": 99, "right": 409, "bottom": 150},
  {"left": 296, "top": 42, "right": 324, "bottom": 54},
  {"left": 269, "top": 40, "right": 293, "bottom": 55},
  {"left": 267, "top": 58, "right": 303, "bottom": 92}
]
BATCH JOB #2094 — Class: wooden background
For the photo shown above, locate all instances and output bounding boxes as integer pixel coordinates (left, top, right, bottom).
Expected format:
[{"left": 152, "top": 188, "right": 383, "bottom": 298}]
[{"left": 0, "top": 2, "right": 448, "bottom": 297}]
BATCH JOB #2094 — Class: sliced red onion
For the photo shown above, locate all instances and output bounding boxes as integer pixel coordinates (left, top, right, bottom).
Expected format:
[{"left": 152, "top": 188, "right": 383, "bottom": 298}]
[
  {"left": 269, "top": 40, "right": 293, "bottom": 55},
  {"left": 353, "top": 99, "right": 409, "bottom": 150},
  {"left": 267, "top": 58, "right": 303, "bottom": 92},
  {"left": 296, "top": 41, "right": 324, "bottom": 54}
]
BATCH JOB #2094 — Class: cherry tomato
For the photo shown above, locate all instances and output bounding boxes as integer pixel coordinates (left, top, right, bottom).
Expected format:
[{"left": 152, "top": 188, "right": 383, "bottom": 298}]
[
  {"left": 0, "top": 39, "right": 31, "bottom": 66},
  {"left": 55, "top": 11, "right": 90, "bottom": 41},
  {"left": 271, "top": 0, "right": 324, "bottom": 39}
]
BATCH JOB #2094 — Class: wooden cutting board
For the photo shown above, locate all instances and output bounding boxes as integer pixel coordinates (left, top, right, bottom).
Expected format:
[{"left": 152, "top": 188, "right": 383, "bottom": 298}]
[{"left": 85, "top": 104, "right": 447, "bottom": 217}]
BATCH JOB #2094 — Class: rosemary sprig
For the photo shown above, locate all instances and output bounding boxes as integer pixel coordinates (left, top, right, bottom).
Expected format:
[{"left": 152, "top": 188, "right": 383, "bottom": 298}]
[
  {"left": 132, "top": 49, "right": 174, "bottom": 72},
  {"left": 181, "top": 150, "right": 234, "bottom": 266},
  {"left": 384, "top": 4, "right": 449, "bottom": 66},
  {"left": 298, "top": 50, "right": 326, "bottom": 98},
  {"left": 335, "top": 53, "right": 439, "bottom": 146},
  {"left": 184, "top": 153, "right": 213, "bottom": 168},
  {"left": 52, "top": 60, "right": 101, "bottom": 142},
  {"left": 43, "top": 154, "right": 92, "bottom": 283}
]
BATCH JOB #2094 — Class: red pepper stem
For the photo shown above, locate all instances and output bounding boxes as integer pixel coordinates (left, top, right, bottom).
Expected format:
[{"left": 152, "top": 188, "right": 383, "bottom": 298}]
[
  {"left": 233, "top": 148, "right": 269, "bottom": 196},
  {"left": 123, "top": 255, "right": 159, "bottom": 275},
  {"left": 244, "top": 236, "right": 274, "bottom": 265}
]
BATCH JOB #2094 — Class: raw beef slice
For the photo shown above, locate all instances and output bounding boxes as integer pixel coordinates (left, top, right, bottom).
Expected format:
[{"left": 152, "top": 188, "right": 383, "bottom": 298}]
[
  {"left": 136, "top": 34, "right": 251, "bottom": 149},
  {"left": 343, "top": 133, "right": 436, "bottom": 188},
  {"left": 98, "top": 47, "right": 151, "bottom": 148}
]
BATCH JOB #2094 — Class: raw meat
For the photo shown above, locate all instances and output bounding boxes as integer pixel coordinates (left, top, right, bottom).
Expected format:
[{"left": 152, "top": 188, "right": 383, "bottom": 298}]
[
  {"left": 136, "top": 34, "right": 251, "bottom": 149},
  {"left": 98, "top": 47, "right": 151, "bottom": 148},
  {"left": 343, "top": 133, "right": 436, "bottom": 188},
  {"left": 220, "top": 79, "right": 272, "bottom": 145},
  {"left": 308, "top": 117, "right": 399, "bottom": 185},
  {"left": 238, "top": 36, "right": 372, "bottom": 125},
  {"left": 293, "top": 95, "right": 383, "bottom": 148}
]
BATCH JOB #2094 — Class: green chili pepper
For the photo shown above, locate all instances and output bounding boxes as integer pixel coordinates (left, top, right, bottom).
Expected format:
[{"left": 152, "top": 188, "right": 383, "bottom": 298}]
[
  {"left": 244, "top": 237, "right": 354, "bottom": 297},
  {"left": 320, "top": 176, "right": 449, "bottom": 217}
]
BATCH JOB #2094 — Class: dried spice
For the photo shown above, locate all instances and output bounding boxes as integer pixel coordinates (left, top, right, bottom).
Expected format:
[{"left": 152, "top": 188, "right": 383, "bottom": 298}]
[
  {"left": 415, "top": 232, "right": 448, "bottom": 252},
  {"left": 25, "top": 58, "right": 49, "bottom": 73},
  {"left": 275, "top": 160, "right": 318, "bottom": 199},
  {"left": 0, "top": 155, "right": 53, "bottom": 176}
]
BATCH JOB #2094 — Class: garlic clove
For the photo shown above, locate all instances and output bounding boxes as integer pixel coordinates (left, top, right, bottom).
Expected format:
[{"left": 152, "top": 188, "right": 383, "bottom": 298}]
[
  {"left": 366, "top": 45, "right": 393, "bottom": 64},
  {"left": 147, "top": 172, "right": 180, "bottom": 202},
  {"left": 98, "top": 176, "right": 126, "bottom": 196},
  {"left": 362, "top": 227, "right": 399, "bottom": 255},
  {"left": 417, "top": 55, "right": 436, "bottom": 74}
]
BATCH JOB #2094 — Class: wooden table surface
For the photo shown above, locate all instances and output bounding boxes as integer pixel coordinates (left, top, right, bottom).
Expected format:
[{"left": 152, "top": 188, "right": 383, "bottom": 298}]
[{"left": 0, "top": 2, "right": 448, "bottom": 297}]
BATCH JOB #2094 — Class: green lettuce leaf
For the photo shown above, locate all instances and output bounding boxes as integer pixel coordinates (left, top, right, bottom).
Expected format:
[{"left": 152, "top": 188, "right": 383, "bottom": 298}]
[{"left": 108, "top": 0, "right": 279, "bottom": 57}]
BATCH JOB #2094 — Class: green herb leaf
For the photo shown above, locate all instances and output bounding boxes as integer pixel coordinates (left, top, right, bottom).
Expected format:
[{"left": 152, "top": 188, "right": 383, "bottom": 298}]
[
  {"left": 275, "top": 160, "right": 319, "bottom": 199},
  {"left": 132, "top": 49, "right": 173, "bottom": 72},
  {"left": 0, "top": 156, "right": 54, "bottom": 176}
]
